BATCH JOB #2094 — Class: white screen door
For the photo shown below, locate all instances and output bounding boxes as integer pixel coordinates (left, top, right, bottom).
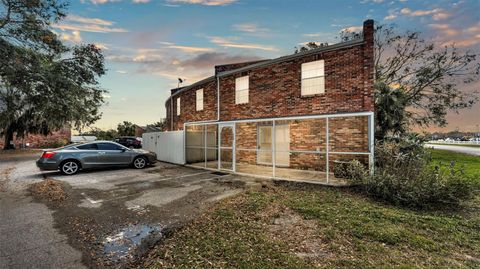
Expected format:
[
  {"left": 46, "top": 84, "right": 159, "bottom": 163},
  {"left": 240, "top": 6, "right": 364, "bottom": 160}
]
[{"left": 275, "top": 125, "right": 290, "bottom": 166}]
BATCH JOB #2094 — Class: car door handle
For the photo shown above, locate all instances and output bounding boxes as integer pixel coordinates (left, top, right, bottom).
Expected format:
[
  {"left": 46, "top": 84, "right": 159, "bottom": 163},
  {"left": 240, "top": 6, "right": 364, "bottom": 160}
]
[{"left": 98, "top": 151, "right": 106, "bottom": 155}]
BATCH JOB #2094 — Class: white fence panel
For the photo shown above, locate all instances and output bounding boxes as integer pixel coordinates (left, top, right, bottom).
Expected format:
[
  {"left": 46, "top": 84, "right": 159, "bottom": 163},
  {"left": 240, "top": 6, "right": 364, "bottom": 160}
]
[
  {"left": 142, "top": 131, "right": 185, "bottom": 164},
  {"left": 428, "top": 140, "right": 480, "bottom": 145}
]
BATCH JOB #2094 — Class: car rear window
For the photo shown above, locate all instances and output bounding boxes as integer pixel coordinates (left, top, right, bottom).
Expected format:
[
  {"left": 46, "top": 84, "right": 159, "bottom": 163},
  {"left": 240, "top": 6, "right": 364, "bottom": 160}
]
[{"left": 77, "top": 143, "right": 98, "bottom": 150}]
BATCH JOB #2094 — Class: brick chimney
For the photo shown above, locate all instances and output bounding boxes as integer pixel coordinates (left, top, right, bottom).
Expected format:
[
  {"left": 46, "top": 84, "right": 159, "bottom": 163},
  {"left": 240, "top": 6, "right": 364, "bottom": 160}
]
[{"left": 363, "top": 19, "right": 375, "bottom": 112}]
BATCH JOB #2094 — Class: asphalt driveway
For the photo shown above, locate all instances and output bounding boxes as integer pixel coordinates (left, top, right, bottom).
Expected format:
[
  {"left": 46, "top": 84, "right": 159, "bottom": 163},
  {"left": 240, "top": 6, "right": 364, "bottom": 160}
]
[{"left": 0, "top": 151, "right": 257, "bottom": 268}]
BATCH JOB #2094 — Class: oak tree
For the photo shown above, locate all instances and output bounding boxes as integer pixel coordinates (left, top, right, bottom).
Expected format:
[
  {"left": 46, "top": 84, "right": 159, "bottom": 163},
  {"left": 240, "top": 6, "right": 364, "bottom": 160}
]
[
  {"left": 0, "top": 0, "right": 107, "bottom": 149},
  {"left": 296, "top": 23, "right": 479, "bottom": 140}
]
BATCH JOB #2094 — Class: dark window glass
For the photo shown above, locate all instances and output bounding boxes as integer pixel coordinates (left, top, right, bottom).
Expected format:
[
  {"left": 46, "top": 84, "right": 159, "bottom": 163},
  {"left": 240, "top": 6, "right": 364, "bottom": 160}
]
[
  {"left": 98, "top": 143, "right": 123, "bottom": 151},
  {"left": 77, "top": 143, "right": 98, "bottom": 150}
]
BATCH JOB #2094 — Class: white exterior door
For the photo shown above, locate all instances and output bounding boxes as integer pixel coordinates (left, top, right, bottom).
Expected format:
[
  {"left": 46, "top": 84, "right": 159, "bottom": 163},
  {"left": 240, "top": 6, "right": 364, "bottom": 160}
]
[
  {"left": 257, "top": 126, "right": 272, "bottom": 164},
  {"left": 275, "top": 125, "right": 290, "bottom": 166},
  {"left": 257, "top": 124, "right": 290, "bottom": 166}
]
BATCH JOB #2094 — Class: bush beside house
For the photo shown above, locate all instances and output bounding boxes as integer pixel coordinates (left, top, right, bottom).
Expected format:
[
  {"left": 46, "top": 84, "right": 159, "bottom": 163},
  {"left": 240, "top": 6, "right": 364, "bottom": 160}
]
[{"left": 341, "top": 139, "right": 478, "bottom": 208}]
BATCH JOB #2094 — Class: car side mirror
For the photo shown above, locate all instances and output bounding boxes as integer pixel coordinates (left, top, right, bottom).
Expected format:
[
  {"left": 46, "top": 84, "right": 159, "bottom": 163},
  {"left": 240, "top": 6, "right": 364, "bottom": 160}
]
[{"left": 121, "top": 148, "right": 127, "bottom": 152}]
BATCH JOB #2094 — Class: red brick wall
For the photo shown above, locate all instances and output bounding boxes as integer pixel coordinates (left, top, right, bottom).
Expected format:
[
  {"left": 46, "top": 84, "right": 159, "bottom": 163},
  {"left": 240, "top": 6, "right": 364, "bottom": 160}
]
[
  {"left": 218, "top": 43, "right": 371, "bottom": 122},
  {"left": 166, "top": 21, "right": 374, "bottom": 131},
  {"left": 233, "top": 117, "right": 368, "bottom": 170},
  {"left": 236, "top": 122, "right": 258, "bottom": 165},
  {"left": 185, "top": 117, "right": 370, "bottom": 171},
  {"left": 166, "top": 79, "right": 217, "bottom": 131},
  {"left": 135, "top": 126, "right": 145, "bottom": 137},
  {"left": 168, "top": 51, "right": 373, "bottom": 129}
]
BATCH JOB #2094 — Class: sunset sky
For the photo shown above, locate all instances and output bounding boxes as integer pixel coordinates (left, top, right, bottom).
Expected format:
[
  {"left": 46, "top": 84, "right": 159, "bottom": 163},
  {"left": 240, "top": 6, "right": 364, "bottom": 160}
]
[{"left": 54, "top": 0, "right": 480, "bottom": 132}]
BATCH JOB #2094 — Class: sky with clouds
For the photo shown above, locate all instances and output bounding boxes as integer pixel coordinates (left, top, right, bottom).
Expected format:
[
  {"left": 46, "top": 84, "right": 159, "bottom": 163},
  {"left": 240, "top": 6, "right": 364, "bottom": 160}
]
[{"left": 55, "top": 0, "right": 480, "bottom": 132}]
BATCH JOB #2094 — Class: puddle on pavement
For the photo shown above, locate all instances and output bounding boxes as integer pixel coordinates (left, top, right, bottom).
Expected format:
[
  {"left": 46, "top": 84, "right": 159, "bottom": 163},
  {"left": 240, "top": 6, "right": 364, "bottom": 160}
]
[
  {"left": 211, "top": 171, "right": 229, "bottom": 176},
  {"left": 103, "top": 224, "right": 162, "bottom": 261}
]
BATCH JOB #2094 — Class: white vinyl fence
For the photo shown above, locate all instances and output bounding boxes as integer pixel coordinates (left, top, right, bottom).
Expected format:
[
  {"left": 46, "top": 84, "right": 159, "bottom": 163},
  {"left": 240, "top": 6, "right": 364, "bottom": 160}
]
[
  {"left": 142, "top": 131, "right": 185, "bottom": 164},
  {"left": 428, "top": 140, "right": 480, "bottom": 145}
]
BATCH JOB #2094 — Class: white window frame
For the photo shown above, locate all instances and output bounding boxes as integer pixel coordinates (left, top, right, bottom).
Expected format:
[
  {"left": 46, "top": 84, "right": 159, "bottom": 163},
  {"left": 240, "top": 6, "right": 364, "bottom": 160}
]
[
  {"left": 176, "top": 97, "right": 181, "bottom": 116},
  {"left": 235, "top": 76, "right": 249, "bottom": 104},
  {"left": 301, "top": 60, "right": 325, "bottom": 96},
  {"left": 196, "top": 89, "right": 204, "bottom": 111}
]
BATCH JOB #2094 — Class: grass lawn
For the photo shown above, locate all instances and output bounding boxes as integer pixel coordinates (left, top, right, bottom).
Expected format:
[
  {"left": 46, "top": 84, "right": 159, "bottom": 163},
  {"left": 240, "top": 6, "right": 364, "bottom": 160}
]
[
  {"left": 144, "top": 183, "right": 480, "bottom": 268},
  {"left": 143, "top": 150, "right": 480, "bottom": 268},
  {"left": 429, "top": 149, "right": 480, "bottom": 179}
]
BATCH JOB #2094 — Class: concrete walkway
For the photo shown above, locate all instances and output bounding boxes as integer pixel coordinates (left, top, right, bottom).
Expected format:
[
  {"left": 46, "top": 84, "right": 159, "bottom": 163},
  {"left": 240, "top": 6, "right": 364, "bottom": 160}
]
[{"left": 425, "top": 144, "right": 480, "bottom": 156}]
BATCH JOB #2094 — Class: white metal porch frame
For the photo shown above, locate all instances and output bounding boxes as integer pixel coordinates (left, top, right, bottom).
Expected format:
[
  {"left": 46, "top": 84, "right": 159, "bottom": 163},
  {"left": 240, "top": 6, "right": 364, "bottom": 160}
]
[{"left": 183, "top": 111, "right": 375, "bottom": 184}]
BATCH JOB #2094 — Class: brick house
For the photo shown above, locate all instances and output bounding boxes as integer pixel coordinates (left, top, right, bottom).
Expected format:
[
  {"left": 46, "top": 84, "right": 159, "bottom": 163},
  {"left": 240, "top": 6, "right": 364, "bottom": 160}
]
[{"left": 163, "top": 20, "right": 375, "bottom": 184}]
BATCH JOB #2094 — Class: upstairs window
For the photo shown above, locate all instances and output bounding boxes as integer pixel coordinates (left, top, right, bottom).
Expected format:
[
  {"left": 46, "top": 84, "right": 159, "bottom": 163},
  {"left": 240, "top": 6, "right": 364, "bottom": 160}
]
[
  {"left": 176, "top": 97, "right": 181, "bottom": 116},
  {"left": 196, "top": 89, "right": 204, "bottom": 111},
  {"left": 235, "top": 76, "right": 249, "bottom": 104},
  {"left": 301, "top": 60, "right": 325, "bottom": 96}
]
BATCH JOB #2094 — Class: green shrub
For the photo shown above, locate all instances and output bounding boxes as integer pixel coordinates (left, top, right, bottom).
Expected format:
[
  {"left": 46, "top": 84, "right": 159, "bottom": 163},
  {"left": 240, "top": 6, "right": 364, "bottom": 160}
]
[
  {"left": 365, "top": 162, "right": 477, "bottom": 208},
  {"left": 351, "top": 140, "right": 478, "bottom": 208},
  {"left": 333, "top": 160, "right": 367, "bottom": 184}
]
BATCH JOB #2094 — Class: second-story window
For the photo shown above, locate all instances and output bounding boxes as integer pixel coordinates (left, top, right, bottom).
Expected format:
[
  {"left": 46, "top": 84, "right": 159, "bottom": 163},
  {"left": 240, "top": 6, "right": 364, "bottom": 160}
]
[
  {"left": 235, "top": 76, "right": 249, "bottom": 104},
  {"left": 196, "top": 89, "right": 204, "bottom": 111},
  {"left": 176, "top": 97, "right": 181, "bottom": 116},
  {"left": 301, "top": 60, "right": 325, "bottom": 96}
]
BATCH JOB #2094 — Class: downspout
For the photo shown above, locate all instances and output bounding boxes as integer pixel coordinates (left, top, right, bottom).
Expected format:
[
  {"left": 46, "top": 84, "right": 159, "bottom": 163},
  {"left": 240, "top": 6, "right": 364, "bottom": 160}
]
[
  {"left": 217, "top": 76, "right": 220, "bottom": 121},
  {"left": 170, "top": 97, "right": 173, "bottom": 131}
]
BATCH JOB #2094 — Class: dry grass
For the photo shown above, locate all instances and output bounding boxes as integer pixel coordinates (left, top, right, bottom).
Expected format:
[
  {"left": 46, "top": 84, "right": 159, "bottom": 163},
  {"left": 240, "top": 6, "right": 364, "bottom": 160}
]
[
  {"left": 143, "top": 185, "right": 311, "bottom": 269},
  {"left": 143, "top": 182, "right": 480, "bottom": 269},
  {"left": 0, "top": 149, "right": 39, "bottom": 156}
]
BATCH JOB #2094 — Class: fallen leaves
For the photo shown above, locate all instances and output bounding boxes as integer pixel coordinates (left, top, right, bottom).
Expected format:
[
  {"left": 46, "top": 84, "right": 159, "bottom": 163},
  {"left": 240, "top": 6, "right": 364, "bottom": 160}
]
[{"left": 30, "top": 178, "right": 68, "bottom": 202}]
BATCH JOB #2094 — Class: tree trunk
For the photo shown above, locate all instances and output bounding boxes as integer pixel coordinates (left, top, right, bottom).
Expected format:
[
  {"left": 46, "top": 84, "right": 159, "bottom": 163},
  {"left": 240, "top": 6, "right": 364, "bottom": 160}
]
[{"left": 3, "top": 127, "right": 15, "bottom": 150}]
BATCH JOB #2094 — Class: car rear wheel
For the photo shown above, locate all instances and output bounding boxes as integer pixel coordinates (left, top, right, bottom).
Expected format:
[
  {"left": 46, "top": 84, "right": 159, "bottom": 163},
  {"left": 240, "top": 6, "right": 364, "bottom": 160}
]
[
  {"left": 133, "top": 156, "right": 147, "bottom": 169},
  {"left": 60, "top": 160, "right": 80, "bottom": 175}
]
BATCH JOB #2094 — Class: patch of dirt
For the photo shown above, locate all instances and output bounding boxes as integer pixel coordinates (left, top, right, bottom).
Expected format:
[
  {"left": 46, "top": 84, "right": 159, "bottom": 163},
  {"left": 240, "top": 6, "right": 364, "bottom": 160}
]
[
  {"left": 266, "top": 205, "right": 331, "bottom": 262},
  {"left": 260, "top": 188, "right": 357, "bottom": 267},
  {"left": 29, "top": 178, "right": 68, "bottom": 202},
  {"left": 0, "top": 167, "right": 14, "bottom": 192}
]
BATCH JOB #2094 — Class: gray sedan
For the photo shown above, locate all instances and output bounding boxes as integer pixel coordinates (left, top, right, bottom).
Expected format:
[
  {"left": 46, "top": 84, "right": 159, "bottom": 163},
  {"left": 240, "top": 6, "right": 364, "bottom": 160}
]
[{"left": 36, "top": 141, "right": 157, "bottom": 175}]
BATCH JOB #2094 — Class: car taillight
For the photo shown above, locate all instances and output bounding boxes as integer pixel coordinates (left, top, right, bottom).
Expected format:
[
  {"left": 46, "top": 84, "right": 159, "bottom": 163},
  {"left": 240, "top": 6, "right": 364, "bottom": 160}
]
[{"left": 42, "top": 151, "right": 56, "bottom": 159}]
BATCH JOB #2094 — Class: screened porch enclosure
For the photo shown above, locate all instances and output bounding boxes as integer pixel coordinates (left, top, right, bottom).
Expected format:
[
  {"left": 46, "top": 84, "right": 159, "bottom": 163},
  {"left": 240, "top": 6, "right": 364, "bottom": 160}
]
[{"left": 184, "top": 112, "right": 374, "bottom": 185}]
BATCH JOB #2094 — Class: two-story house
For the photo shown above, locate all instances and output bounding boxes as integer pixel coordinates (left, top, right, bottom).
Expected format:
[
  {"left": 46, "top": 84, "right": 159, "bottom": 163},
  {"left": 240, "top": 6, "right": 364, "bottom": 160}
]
[{"left": 163, "top": 20, "right": 375, "bottom": 184}]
